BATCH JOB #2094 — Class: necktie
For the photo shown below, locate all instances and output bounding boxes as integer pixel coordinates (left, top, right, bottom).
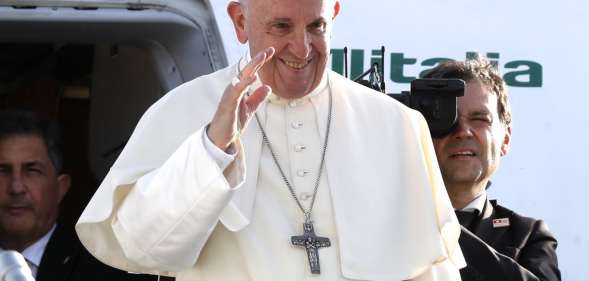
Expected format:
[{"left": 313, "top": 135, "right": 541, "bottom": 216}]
[
  {"left": 0, "top": 250, "right": 36, "bottom": 281},
  {"left": 455, "top": 210, "right": 479, "bottom": 231}
]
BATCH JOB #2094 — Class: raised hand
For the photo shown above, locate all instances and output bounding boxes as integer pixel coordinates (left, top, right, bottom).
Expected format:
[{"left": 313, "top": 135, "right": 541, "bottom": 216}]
[{"left": 207, "top": 47, "right": 275, "bottom": 151}]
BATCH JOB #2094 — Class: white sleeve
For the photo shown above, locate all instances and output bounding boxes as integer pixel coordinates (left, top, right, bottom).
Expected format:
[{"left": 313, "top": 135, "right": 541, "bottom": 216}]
[
  {"left": 410, "top": 259, "right": 463, "bottom": 281},
  {"left": 202, "top": 125, "right": 237, "bottom": 170},
  {"left": 110, "top": 126, "right": 245, "bottom": 272}
]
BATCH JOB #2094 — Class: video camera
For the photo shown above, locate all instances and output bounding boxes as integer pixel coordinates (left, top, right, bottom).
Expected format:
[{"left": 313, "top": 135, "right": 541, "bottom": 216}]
[{"left": 344, "top": 47, "right": 465, "bottom": 138}]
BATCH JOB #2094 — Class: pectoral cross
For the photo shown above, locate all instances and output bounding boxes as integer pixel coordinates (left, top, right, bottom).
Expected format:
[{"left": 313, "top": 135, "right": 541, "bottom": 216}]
[{"left": 291, "top": 222, "right": 331, "bottom": 274}]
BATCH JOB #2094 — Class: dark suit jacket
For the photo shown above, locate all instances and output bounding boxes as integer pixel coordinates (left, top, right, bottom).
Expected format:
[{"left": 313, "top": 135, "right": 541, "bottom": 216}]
[
  {"left": 36, "top": 223, "right": 173, "bottom": 281},
  {"left": 458, "top": 199, "right": 561, "bottom": 281}
]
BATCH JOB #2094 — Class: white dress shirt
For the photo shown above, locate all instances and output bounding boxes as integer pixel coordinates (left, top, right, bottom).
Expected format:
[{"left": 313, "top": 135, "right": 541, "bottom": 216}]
[
  {"left": 460, "top": 191, "right": 487, "bottom": 214},
  {"left": 21, "top": 224, "right": 56, "bottom": 278}
]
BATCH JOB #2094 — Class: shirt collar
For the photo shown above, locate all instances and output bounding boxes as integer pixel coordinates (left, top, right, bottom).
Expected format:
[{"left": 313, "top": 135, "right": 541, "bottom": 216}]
[
  {"left": 460, "top": 190, "right": 487, "bottom": 214},
  {"left": 21, "top": 224, "right": 56, "bottom": 268}
]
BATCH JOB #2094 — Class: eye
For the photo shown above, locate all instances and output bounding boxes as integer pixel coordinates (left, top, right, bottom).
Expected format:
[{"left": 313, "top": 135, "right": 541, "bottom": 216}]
[
  {"left": 472, "top": 117, "right": 492, "bottom": 125},
  {"left": 308, "top": 21, "right": 326, "bottom": 35},
  {"left": 26, "top": 166, "right": 44, "bottom": 175},
  {"left": 268, "top": 21, "right": 291, "bottom": 35},
  {"left": 273, "top": 22, "right": 288, "bottom": 29}
]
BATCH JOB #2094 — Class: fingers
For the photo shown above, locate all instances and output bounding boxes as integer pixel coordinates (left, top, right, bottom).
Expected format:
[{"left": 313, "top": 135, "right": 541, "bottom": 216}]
[
  {"left": 237, "top": 85, "right": 271, "bottom": 136},
  {"left": 239, "top": 47, "right": 275, "bottom": 80},
  {"left": 246, "top": 85, "right": 272, "bottom": 111},
  {"left": 228, "top": 74, "right": 256, "bottom": 103},
  {"left": 226, "top": 47, "right": 275, "bottom": 105}
]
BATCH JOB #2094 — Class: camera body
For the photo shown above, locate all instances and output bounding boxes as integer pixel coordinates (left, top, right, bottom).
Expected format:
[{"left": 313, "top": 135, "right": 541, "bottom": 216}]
[
  {"left": 347, "top": 47, "right": 464, "bottom": 137},
  {"left": 388, "top": 78, "right": 464, "bottom": 138}
]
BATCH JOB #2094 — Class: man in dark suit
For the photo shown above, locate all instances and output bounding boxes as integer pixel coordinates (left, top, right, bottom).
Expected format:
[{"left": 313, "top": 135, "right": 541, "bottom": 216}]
[
  {"left": 424, "top": 58, "right": 561, "bottom": 281},
  {"left": 0, "top": 110, "right": 169, "bottom": 281}
]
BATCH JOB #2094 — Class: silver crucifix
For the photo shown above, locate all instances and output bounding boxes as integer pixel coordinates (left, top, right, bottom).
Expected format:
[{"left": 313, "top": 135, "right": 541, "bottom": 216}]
[{"left": 291, "top": 222, "right": 331, "bottom": 274}]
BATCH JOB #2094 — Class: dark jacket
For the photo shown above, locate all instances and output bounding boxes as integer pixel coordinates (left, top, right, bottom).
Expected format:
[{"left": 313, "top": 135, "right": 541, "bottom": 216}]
[
  {"left": 459, "top": 199, "right": 561, "bottom": 281},
  {"left": 36, "top": 223, "right": 172, "bottom": 281}
]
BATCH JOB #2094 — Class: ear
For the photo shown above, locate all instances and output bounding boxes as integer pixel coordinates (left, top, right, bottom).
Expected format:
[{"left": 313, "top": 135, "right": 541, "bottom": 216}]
[
  {"left": 332, "top": 1, "right": 341, "bottom": 19},
  {"left": 500, "top": 125, "right": 512, "bottom": 156},
  {"left": 227, "top": 1, "right": 248, "bottom": 44},
  {"left": 56, "top": 174, "right": 71, "bottom": 204}
]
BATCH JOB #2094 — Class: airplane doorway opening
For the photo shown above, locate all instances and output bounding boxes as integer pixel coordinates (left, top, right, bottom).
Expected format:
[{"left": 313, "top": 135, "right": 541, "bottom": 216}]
[
  {"left": 0, "top": 1, "right": 227, "bottom": 227},
  {"left": 0, "top": 42, "right": 167, "bottom": 227}
]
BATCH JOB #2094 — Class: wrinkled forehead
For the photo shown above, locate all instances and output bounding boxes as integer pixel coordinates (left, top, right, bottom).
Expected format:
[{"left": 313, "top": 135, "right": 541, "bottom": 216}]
[
  {"left": 243, "top": 0, "right": 336, "bottom": 19},
  {"left": 0, "top": 134, "right": 51, "bottom": 163}
]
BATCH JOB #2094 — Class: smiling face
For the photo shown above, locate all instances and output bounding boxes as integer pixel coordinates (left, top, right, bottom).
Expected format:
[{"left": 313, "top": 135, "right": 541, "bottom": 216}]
[
  {"left": 0, "top": 134, "right": 70, "bottom": 251},
  {"left": 432, "top": 81, "right": 511, "bottom": 191},
  {"left": 229, "top": 0, "right": 340, "bottom": 99}
]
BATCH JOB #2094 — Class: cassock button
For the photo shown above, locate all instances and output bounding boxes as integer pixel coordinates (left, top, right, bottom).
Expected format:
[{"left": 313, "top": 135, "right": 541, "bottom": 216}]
[
  {"left": 294, "top": 144, "right": 307, "bottom": 152},
  {"left": 291, "top": 121, "right": 304, "bottom": 129},
  {"left": 297, "top": 169, "right": 310, "bottom": 177},
  {"left": 300, "top": 192, "right": 312, "bottom": 200}
]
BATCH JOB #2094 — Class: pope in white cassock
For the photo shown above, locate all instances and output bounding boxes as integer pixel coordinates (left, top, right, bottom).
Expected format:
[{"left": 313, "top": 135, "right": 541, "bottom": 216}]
[{"left": 76, "top": 0, "right": 466, "bottom": 280}]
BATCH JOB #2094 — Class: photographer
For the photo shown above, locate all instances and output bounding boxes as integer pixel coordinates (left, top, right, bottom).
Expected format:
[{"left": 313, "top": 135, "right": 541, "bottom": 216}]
[{"left": 424, "top": 57, "right": 561, "bottom": 281}]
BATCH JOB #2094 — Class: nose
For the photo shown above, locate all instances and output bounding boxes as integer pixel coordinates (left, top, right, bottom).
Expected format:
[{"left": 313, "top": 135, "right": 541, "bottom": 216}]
[
  {"left": 8, "top": 172, "right": 26, "bottom": 195},
  {"left": 288, "top": 29, "right": 311, "bottom": 59}
]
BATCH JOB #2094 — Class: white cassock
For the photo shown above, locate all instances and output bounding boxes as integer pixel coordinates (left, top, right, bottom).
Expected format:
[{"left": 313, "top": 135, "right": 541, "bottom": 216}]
[{"left": 76, "top": 56, "right": 465, "bottom": 281}]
